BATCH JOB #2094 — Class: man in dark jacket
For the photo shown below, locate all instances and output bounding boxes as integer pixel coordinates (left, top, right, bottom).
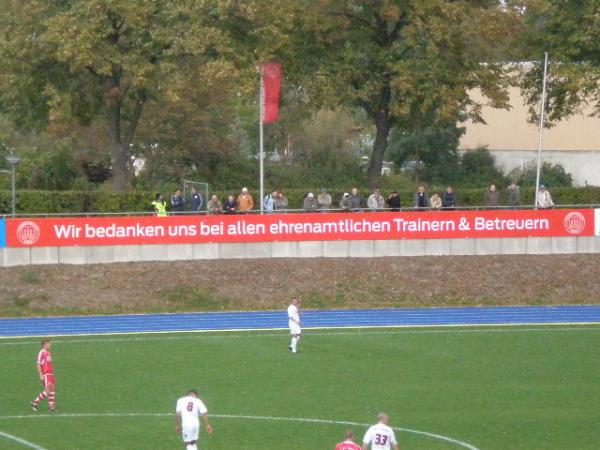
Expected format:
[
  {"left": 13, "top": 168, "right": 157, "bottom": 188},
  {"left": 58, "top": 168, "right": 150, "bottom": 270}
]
[
  {"left": 507, "top": 182, "right": 520, "bottom": 209},
  {"left": 484, "top": 184, "right": 500, "bottom": 208},
  {"left": 349, "top": 187, "right": 361, "bottom": 212},
  {"left": 387, "top": 191, "right": 401, "bottom": 212},
  {"left": 188, "top": 187, "right": 203, "bottom": 213},
  {"left": 223, "top": 195, "right": 237, "bottom": 214},
  {"left": 170, "top": 189, "right": 185, "bottom": 214},
  {"left": 414, "top": 185, "right": 430, "bottom": 208},
  {"left": 442, "top": 186, "right": 457, "bottom": 209}
]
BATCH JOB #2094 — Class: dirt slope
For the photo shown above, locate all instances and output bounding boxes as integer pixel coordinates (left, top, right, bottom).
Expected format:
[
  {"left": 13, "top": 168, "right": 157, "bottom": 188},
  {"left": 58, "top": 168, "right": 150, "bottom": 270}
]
[{"left": 1, "top": 254, "right": 598, "bottom": 317}]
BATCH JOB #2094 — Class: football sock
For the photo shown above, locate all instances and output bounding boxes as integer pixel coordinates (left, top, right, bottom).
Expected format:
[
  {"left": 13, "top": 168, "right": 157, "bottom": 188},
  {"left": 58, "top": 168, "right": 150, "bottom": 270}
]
[
  {"left": 291, "top": 337, "right": 297, "bottom": 352},
  {"left": 32, "top": 391, "right": 47, "bottom": 405},
  {"left": 48, "top": 392, "right": 55, "bottom": 410}
]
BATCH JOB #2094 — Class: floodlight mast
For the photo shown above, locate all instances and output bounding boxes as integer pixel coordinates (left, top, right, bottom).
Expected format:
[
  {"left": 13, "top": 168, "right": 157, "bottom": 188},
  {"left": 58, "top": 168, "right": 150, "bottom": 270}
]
[
  {"left": 5, "top": 152, "right": 21, "bottom": 217},
  {"left": 534, "top": 52, "right": 549, "bottom": 210}
]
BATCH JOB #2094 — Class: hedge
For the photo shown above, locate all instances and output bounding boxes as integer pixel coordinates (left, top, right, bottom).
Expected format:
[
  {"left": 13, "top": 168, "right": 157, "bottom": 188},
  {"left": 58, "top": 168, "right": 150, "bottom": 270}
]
[{"left": 0, "top": 187, "right": 599, "bottom": 215}]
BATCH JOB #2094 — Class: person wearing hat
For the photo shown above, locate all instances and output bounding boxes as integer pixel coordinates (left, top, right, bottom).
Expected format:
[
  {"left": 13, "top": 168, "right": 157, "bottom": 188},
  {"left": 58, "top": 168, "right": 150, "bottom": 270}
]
[
  {"left": 317, "top": 188, "right": 332, "bottom": 211},
  {"left": 236, "top": 187, "right": 254, "bottom": 213},
  {"left": 303, "top": 192, "right": 318, "bottom": 212},
  {"left": 536, "top": 184, "right": 554, "bottom": 209},
  {"left": 339, "top": 192, "right": 352, "bottom": 211}
]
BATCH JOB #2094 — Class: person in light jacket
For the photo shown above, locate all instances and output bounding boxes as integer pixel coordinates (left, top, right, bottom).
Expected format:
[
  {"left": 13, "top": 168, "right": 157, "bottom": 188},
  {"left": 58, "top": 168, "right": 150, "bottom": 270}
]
[
  {"left": 536, "top": 184, "right": 554, "bottom": 209},
  {"left": 367, "top": 189, "right": 385, "bottom": 211}
]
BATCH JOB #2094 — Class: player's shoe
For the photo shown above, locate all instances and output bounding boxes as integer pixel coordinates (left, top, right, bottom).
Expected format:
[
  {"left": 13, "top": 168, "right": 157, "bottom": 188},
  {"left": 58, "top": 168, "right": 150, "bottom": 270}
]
[
  {"left": 31, "top": 402, "right": 38, "bottom": 412},
  {"left": 49, "top": 408, "right": 55, "bottom": 413},
  {"left": 289, "top": 346, "right": 292, "bottom": 352}
]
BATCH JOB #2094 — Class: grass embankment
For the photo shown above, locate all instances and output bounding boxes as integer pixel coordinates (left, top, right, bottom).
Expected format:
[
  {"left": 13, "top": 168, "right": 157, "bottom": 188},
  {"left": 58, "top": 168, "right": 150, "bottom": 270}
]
[{"left": 1, "top": 254, "right": 598, "bottom": 317}]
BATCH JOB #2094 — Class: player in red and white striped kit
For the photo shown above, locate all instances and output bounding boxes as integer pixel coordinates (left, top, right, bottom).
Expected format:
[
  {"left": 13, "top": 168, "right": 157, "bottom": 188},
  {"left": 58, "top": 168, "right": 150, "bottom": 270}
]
[
  {"left": 31, "top": 339, "right": 56, "bottom": 412},
  {"left": 335, "top": 429, "right": 361, "bottom": 450}
]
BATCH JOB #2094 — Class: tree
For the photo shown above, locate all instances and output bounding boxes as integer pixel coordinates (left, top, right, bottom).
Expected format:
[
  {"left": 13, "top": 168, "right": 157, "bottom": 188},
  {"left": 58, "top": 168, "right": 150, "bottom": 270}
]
[
  {"left": 509, "top": 161, "right": 573, "bottom": 188},
  {"left": 0, "top": 1, "right": 223, "bottom": 191},
  {"left": 290, "top": 0, "right": 516, "bottom": 188},
  {"left": 519, "top": 0, "right": 600, "bottom": 123}
]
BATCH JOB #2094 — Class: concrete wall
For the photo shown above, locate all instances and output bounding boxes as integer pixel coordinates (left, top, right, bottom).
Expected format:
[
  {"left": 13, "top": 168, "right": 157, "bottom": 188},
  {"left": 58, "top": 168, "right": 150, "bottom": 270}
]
[{"left": 0, "top": 236, "right": 598, "bottom": 267}]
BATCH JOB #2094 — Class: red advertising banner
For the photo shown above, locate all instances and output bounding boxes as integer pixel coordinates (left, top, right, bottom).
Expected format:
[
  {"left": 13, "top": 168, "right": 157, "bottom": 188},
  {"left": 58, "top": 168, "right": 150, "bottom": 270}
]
[{"left": 5, "top": 209, "right": 595, "bottom": 248}]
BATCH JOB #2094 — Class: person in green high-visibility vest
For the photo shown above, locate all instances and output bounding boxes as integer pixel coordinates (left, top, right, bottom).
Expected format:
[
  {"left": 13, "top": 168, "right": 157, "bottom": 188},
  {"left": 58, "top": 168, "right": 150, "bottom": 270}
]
[{"left": 152, "top": 193, "right": 167, "bottom": 217}]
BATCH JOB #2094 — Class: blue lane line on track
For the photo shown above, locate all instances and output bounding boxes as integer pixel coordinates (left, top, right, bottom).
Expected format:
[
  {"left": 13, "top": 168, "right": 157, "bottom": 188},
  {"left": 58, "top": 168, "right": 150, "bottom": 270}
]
[{"left": 1, "top": 305, "right": 600, "bottom": 337}]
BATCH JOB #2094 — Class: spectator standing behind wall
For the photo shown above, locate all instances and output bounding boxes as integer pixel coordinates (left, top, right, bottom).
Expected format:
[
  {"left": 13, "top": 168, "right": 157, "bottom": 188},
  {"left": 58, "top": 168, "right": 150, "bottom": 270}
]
[
  {"left": 236, "top": 187, "right": 254, "bottom": 213},
  {"left": 387, "top": 191, "right": 401, "bottom": 212},
  {"left": 367, "top": 189, "right": 385, "bottom": 211},
  {"left": 430, "top": 193, "right": 442, "bottom": 209},
  {"left": 152, "top": 193, "right": 167, "bottom": 217},
  {"left": 275, "top": 191, "right": 288, "bottom": 212},
  {"left": 442, "top": 186, "right": 457, "bottom": 209},
  {"left": 263, "top": 191, "right": 277, "bottom": 213},
  {"left": 484, "top": 184, "right": 500, "bottom": 208},
  {"left": 317, "top": 188, "right": 332, "bottom": 211},
  {"left": 350, "top": 187, "right": 361, "bottom": 212},
  {"left": 303, "top": 192, "right": 318, "bottom": 212},
  {"left": 207, "top": 195, "right": 222, "bottom": 215},
  {"left": 507, "top": 182, "right": 520, "bottom": 209},
  {"left": 340, "top": 192, "right": 352, "bottom": 211},
  {"left": 536, "top": 184, "right": 554, "bottom": 209},
  {"left": 223, "top": 195, "right": 237, "bottom": 214},
  {"left": 414, "top": 185, "right": 430, "bottom": 208},
  {"left": 188, "top": 187, "right": 203, "bottom": 213},
  {"left": 171, "top": 189, "right": 185, "bottom": 214}
]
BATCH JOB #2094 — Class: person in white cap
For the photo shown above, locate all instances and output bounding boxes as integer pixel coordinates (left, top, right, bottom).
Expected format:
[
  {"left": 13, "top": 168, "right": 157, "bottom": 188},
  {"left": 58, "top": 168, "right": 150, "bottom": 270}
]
[
  {"left": 303, "top": 192, "right": 318, "bottom": 211},
  {"left": 236, "top": 187, "right": 254, "bottom": 212},
  {"left": 536, "top": 184, "right": 554, "bottom": 209},
  {"left": 340, "top": 192, "right": 352, "bottom": 211}
]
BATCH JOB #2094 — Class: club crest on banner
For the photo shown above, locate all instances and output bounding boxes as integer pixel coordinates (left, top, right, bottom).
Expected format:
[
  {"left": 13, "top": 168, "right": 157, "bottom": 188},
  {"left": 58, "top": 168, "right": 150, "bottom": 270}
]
[
  {"left": 16, "top": 220, "right": 41, "bottom": 245},
  {"left": 563, "top": 212, "right": 586, "bottom": 235}
]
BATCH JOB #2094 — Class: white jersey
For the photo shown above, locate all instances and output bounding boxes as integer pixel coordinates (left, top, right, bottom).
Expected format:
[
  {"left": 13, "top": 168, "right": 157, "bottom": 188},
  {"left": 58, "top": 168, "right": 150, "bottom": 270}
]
[
  {"left": 288, "top": 304, "right": 299, "bottom": 323},
  {"left": 363, "top": 423, "right": 397, "bottom": 450},
  {"left": 176, "top": 396, "right": 208, "bottom": 426}
]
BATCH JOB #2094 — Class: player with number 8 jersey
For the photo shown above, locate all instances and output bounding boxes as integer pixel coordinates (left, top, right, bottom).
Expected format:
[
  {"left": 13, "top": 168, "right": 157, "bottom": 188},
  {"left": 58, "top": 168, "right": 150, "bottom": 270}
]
[
  {"left": 175, "top": 389, "right": 213, "bottom": 450},
  {"left": 362, "top": 413, "right": 399, "bottom": 450}
]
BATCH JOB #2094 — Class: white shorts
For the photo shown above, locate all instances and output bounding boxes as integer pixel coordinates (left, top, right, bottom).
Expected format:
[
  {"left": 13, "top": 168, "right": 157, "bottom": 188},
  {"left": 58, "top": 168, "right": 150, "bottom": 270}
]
[
  {"left": 289, "top": 321, "right": 301, "bottom": 335},
  {"left": 182, "top": 422, "right": 199, "bottom": 442}
]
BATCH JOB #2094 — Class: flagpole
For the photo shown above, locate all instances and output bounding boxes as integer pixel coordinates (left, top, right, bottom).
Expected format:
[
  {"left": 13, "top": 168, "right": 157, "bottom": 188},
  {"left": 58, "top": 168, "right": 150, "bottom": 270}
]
[
  {"left": 534, "top": 52, "right": 549, "bottom": 210},
  {"left": 259, "top": 65, "right": 265, "bottom": 214}
]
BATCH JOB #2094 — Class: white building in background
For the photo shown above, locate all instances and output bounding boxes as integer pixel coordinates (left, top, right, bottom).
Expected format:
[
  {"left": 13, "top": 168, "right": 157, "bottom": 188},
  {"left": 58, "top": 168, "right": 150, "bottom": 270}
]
[{"left": 459, "top": 87, "right": 600, "bottom": 186}]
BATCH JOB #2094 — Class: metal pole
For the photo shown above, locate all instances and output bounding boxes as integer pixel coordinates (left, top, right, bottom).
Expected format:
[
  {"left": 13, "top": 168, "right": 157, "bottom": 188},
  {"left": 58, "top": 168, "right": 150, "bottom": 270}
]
[
  {"left": 534, "top": 52, "right": 549, "bottom": 210},
  {"left": 259, "top": 65, "right": 265, "bottom": 214},
  {"left": 11, "top": 163, "right": 15, "bottom": 216}
]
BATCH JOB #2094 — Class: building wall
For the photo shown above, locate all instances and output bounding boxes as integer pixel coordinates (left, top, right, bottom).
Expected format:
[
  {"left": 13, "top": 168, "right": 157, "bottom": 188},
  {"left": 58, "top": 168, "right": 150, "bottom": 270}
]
[
  {"left": 488, "top": 149, "right": 600, "bottom": 187},
  {"left": 1, "top": 237, "right": 599, "bottom": 267},
  {"left": 459, "top": 87, "right": 600, "bottom": 186}
]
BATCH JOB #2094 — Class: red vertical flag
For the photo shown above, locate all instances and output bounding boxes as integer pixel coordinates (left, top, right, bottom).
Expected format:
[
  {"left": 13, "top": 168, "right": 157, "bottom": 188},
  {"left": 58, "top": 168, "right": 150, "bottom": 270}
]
[{"left": 261, "top": 63, "right": 281, "bottom": 124}]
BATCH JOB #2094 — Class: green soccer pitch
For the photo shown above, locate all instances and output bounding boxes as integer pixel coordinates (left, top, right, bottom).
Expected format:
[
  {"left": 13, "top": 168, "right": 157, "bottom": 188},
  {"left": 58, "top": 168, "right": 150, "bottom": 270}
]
[{"left": 1, "top": 326, "right": 600, "bottom": 450}]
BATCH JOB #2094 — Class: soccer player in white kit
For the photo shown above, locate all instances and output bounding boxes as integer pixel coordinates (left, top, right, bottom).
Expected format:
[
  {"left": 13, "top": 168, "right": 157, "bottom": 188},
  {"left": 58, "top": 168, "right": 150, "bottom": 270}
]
[
  {"left": 288, "top": 297, "right": 301, "bottom": 353},
  {"left": 362, "top": 413, "right": 399, "bottom": 450},
  {"left": 175, "top": 389, "right": 213, "bottom": 450}
]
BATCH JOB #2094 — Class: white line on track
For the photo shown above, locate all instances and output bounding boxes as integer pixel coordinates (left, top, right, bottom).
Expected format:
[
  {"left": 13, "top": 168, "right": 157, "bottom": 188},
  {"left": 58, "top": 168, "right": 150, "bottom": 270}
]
[
  {"left": 0, "top": 412, "right": 479, "bottom": 450},
  {"left": 0, "top": 430, "right": 48, "bottom": 450},
  {"left": 1, "top": 325, "right": 599, "bottom": 345}
]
